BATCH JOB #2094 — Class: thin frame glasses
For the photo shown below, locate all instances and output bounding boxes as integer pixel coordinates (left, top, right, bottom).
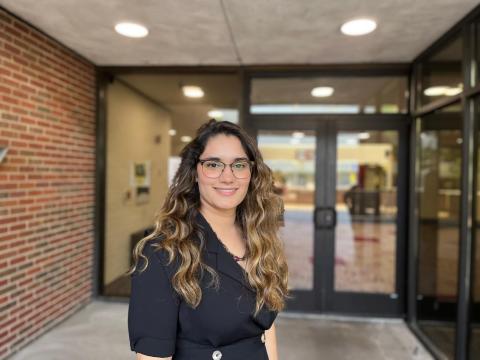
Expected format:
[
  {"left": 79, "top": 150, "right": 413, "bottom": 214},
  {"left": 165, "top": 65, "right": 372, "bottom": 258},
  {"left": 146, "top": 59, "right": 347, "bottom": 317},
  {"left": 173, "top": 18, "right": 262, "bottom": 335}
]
[{"left": 198, "top": 159, "right": 254, "bottom": 179}]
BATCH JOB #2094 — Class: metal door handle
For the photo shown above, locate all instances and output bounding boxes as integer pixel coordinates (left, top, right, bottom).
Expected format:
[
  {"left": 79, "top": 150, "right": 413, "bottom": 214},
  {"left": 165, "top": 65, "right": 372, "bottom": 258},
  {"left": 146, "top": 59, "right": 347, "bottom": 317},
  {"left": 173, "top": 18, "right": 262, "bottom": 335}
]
[{"left": 315, "top": 207, "right": 337, "bottom": 229}]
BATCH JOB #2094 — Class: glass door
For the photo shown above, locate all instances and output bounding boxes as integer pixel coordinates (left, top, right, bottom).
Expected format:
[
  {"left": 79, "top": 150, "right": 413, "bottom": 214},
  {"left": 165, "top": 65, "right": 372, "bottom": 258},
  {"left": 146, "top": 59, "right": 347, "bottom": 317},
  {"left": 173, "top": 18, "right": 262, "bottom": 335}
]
[
  {"left": 257, "top": 129, "right": 317, "bottom": 310},
  {"left": 256, "top": 118, "right": 408, "bottom": 315},
  {"left": 321, "top": 120, "right": 408, "bottom": 315}
]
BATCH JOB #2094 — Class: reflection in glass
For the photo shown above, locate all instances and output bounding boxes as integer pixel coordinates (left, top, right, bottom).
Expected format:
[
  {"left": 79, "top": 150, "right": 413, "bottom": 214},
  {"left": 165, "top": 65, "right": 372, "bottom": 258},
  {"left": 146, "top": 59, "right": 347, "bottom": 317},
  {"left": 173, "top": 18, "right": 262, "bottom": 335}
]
[
  {"left": 258, "top": 131, "right": 315, "bottom": 290},
  {"left": 471, "top": 99, "right": 480, "bottom": 358},
  {"left": 419, "top": 33, "right": 463, "bottom": 107},
  {"left": 251, "top": 77, "right": 407, "bottom": 114},
  {"left": 335, "top": 131, "right": 398, "bottom": 294},
  {"left": 103, "top": 73, "right": 242, "bottom": 298},
  {"left": 416, "top": 104, "right": 462, "bottom": 359}
]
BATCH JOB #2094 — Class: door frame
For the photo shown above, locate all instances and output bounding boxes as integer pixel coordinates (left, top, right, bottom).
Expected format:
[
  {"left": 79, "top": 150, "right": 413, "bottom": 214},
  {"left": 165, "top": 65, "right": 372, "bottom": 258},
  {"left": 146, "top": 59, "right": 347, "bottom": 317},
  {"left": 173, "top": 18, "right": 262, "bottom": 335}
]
[{"left": 248, "top": 114, "right": 411, "bottom": 317}]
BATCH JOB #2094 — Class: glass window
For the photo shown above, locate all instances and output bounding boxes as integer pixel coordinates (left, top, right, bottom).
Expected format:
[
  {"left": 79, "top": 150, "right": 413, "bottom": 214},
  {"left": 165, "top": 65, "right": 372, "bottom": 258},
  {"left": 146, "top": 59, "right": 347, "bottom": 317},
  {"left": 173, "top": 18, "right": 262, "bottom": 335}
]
[
  {"left": 476, "top": 21, "right": 480, "bottom": 88},
  {"left": 258, "top": 130, "right": 316, "bottom": 290},
  {"left": 103, "top": 73, "right": 242, "bottom": 297},
  {"left": 419, "top": 33, "right": 463, "bottom": 108},
  {"left": 471, "top": 97, "right": 480, "bottom": 359},
  {"left": 250, "top": 76, "right": 408, "bottom": 114},
  {"left": 335, "top": 131, "right": 399, "bottom": 294},
  {"left": 415, "top": 103, "right": 462, "bottom": 359}
]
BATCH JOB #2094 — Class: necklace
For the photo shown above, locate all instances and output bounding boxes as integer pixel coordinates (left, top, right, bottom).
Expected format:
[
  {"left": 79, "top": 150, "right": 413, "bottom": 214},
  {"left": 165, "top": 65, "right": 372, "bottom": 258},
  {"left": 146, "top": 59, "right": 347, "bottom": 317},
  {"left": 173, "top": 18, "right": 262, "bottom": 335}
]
[{"left": 218, "top": 238, "right": 247, "bottom": 262}]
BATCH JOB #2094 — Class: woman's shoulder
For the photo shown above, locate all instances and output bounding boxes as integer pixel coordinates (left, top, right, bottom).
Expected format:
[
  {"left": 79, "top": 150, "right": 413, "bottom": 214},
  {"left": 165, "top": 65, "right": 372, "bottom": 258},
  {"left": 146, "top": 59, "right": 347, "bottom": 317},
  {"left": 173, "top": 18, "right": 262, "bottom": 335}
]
[
  {"left": 140, "top": 235, "right": 169, "bottom": 263},
  {"left": 138, "top": 235, "right": 180, "bottom": 276}
]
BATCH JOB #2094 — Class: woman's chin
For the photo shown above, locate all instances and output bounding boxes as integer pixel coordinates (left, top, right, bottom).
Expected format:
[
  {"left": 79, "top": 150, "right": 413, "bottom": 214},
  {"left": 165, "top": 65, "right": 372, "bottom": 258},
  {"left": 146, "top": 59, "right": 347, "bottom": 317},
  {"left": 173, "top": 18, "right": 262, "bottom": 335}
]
[{"left": 212, "top": 199, "right": 241, "bottom": 211}]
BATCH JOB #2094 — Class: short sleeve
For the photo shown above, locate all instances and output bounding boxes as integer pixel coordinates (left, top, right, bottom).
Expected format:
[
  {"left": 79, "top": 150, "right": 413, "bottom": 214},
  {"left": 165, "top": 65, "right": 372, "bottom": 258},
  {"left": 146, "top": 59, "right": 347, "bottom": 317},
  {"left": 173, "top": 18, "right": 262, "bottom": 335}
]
[{"left": 128, "top": 242, "right": 180, "bottom": 357}]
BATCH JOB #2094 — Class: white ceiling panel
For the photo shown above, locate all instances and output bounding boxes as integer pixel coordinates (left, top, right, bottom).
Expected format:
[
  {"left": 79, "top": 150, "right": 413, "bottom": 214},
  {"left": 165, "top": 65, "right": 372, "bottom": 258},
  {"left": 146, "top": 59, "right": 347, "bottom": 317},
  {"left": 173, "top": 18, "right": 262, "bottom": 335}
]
[
  {"left": 1, "top": 0, "right": 479, "bottom": 65},
  {"left": 223, "top": 0, "right": 480, "bottom": 64},
  {"left": 0, "top": 0, "right": 238, "bottom": 65}
]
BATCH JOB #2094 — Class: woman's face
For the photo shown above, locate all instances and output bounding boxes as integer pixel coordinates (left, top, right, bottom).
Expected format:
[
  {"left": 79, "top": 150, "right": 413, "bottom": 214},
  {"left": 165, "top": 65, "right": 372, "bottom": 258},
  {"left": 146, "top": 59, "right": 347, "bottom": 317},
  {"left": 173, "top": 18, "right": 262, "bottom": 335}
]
[{"left": 196, "top": 134, "right": 251, "bottom": 213}]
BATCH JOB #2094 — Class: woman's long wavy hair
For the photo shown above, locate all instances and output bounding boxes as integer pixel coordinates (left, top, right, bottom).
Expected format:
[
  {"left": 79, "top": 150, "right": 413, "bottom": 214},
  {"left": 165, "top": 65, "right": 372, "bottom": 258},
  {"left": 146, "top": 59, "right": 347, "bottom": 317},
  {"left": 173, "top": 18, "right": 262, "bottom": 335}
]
[{"left": 126, "top": 119, "right": 290, "bottom": 317}]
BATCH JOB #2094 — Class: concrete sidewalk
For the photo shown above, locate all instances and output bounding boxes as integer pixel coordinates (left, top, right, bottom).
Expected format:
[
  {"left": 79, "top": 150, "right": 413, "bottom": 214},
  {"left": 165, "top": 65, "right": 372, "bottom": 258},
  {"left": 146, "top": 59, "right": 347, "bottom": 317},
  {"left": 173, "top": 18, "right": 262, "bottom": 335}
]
[{"left": 8, "top": 300, "right": 433, "bottom": 360}]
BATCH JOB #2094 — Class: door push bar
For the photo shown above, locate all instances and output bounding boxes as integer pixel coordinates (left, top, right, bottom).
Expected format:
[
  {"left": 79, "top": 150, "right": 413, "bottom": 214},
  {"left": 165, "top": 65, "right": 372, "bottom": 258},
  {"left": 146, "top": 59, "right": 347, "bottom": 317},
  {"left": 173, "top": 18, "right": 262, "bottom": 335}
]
[{"left": 315, "top": 206, "right": 337, "bottom": 229}]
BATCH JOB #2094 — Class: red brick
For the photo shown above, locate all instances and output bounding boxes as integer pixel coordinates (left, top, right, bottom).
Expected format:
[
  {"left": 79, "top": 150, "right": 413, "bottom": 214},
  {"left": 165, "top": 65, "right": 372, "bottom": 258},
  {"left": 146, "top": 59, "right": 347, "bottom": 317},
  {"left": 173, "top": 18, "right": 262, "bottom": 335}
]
[
  {"left": 0, "top": 8, "right": 95, "bottom": 359},
  {"left": 4, "top": 43, "right": 21, "bottom": 56}
]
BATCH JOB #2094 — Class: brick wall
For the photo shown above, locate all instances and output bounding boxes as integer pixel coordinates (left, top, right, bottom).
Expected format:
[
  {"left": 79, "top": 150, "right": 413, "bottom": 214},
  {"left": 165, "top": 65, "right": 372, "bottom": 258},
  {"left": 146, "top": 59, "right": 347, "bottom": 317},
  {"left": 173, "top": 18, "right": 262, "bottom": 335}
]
[{"left": 0, "top": 9, "right": 96, "bottom": 359}]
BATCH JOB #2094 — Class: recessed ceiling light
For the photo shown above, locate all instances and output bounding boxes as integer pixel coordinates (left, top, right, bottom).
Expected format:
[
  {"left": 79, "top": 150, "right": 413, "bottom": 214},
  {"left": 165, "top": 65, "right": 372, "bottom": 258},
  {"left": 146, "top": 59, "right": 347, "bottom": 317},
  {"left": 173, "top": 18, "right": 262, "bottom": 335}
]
[
  {"left": 292, "top": 131, "right": 305, "bottom": 139},
  {"left": 341, "top": 18, "right": 377, "bottom": 36},
  {"left": 180, "top": 135, "right": 192, "bottom": 143},
  {"left": 208, "top": 110, "right": 223, "bottom": 119},
  {"left": 168, "top": 129, "right": 177, "bottom": 136},
  {"left": 311, "top": 87, "right": 334, "bottom": 97},
  {"left": 444, "top": 87, "right": 462, "bottom": 96},
  {"left": 182, "top": 86, "right": 204, "bottom": 98},
  {"left": 423, "top": 86, "right": 449, "bottom": 96},
  {"left": 114, "top": 22, "right": 149, "bottom": 38},
  {"left": 424, "top": 85, "right": 464, "bottom": 97}
]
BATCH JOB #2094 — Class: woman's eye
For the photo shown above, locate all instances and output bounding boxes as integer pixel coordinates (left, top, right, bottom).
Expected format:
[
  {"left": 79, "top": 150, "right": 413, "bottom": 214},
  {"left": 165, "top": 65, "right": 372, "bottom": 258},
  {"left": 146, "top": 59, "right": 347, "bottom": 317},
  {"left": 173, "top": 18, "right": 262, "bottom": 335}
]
[
  {"left": 233, "top": 162, "right": 247, "bottom": 169},
  {"left": 206, "top": 161, "right": 221, "bottom": 168}
]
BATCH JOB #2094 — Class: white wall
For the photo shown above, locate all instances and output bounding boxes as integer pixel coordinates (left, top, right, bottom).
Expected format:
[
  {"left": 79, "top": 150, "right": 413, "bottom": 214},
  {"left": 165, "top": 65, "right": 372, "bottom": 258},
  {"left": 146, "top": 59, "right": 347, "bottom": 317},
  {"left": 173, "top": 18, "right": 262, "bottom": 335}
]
[{"left": 105, "top": 80, "right": 172, "bottom": 285}]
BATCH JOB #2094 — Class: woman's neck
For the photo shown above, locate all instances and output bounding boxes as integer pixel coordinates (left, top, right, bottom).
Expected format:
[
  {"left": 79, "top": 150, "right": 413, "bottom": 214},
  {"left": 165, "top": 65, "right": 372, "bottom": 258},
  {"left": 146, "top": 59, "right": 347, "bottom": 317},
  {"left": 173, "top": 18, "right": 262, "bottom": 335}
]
[{"left": 199, "top": 206, "right": 236, "bottom": 231}]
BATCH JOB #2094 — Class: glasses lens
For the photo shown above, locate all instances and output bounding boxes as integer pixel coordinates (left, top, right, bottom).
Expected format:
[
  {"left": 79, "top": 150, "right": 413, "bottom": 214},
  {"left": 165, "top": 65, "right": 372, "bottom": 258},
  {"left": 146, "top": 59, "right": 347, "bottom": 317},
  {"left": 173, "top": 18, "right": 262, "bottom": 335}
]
[
  {"left": 232, "top": 161, "right": 251, "bottom": 179},
  {"left": 202, "top": 160, "right": 223, "bottom": 178}
]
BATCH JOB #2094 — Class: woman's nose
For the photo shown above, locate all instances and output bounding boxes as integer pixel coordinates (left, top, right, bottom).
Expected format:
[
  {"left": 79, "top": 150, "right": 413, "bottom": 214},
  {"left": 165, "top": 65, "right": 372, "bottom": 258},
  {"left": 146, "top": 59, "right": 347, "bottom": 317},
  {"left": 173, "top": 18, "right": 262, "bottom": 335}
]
[{"left": 220, "top": 165, "right": 235, "bottom": 181}]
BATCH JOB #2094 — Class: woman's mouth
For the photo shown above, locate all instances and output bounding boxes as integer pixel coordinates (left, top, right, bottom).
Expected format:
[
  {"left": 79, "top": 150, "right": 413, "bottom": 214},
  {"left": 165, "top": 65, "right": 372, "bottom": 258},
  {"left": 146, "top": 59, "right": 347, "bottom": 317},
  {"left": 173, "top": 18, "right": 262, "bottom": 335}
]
[{"left": 214, "top": 187, "right": 238, "bottom": 196}]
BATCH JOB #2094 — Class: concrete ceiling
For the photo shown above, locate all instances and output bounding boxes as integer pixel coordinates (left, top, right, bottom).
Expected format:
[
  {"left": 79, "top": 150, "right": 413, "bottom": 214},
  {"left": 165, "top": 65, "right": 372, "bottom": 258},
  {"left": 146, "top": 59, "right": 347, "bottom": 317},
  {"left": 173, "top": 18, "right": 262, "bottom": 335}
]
[{"left": 1, "top": 0, "right": 479, "bottom": 66}]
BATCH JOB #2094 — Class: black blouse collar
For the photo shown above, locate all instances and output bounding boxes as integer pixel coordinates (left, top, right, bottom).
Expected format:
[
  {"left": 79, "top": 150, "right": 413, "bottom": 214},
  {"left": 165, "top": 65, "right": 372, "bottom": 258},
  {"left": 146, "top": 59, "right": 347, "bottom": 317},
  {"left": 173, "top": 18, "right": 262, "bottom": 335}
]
[
  {"left": 194, "top": 210, "right": 254, "bottom": 293},
  {"left": 195, "top": 210, "right": 219, "bottom": 254}
]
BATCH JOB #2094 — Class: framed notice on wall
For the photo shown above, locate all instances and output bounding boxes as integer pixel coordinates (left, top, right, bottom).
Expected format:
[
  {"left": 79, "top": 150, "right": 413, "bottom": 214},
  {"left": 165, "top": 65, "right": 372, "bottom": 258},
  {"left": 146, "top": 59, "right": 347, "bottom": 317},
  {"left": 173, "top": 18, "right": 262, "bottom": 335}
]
[{"left": 130, "top": 160, "right": 151, "bottom": 204}]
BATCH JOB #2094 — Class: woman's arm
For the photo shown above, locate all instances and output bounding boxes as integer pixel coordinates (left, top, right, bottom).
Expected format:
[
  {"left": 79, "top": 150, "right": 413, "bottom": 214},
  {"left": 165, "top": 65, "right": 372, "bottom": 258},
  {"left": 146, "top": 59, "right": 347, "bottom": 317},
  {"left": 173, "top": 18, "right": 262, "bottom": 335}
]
[
  {"left": 136, "top": 353, "right": 172, "bottom": 360},
  {"left": 264, "top": 322, "right": 279, "bottom": 360}
]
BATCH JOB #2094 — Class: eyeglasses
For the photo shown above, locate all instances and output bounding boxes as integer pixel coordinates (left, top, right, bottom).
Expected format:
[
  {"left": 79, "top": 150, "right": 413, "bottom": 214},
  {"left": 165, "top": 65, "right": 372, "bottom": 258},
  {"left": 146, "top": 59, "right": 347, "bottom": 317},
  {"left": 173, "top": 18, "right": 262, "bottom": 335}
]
[{"left": 198, "top": 159, "right": 254, "bottom": 179}]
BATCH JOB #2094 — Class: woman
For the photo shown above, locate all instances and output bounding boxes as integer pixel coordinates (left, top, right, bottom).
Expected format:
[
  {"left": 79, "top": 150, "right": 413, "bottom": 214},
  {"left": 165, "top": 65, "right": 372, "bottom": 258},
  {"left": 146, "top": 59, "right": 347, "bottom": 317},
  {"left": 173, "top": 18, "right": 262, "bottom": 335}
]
[{"left": 127, "top": 119, "right": 290, "bottom": 360}]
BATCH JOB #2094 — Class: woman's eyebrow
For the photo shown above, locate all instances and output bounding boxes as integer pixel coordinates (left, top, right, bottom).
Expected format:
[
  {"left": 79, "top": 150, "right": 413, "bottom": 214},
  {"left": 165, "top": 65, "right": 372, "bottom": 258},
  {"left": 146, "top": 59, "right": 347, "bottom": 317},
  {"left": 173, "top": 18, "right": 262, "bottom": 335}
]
[{"left": 201, "top": 156, "right": 249, "bottom": 161}]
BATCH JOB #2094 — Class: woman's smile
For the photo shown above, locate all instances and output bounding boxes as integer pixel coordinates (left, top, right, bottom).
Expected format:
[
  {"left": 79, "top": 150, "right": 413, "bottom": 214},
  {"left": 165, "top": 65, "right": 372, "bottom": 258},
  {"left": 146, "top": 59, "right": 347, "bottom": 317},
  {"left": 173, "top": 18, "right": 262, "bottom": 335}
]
[{"left": 213, "top": 187, "right": 238, "bottom": 196}]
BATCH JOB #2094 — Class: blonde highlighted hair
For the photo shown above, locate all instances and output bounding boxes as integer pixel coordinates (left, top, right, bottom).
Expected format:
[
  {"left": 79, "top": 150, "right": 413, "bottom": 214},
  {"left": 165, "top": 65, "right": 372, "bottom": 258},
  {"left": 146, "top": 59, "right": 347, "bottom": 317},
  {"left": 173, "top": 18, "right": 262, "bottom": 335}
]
[{"left": 126, "top": 119, "right": 290, "bottom": 317}]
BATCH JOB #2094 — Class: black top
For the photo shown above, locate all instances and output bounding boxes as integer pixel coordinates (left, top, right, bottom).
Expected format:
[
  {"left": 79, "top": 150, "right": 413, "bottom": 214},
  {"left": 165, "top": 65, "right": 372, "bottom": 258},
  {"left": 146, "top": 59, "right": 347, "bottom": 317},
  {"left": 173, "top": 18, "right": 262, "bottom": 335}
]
[{"left": 128, "top": 210, "right": 278, "bottom": 359}]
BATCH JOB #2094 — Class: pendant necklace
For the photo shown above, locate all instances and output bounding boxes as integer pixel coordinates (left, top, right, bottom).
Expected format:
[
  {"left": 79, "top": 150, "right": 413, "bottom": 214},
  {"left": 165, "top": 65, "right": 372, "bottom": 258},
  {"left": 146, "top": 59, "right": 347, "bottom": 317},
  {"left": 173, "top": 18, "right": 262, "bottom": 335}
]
[{"left": 218, "top": 237, "right": 247, "bottom": 262}]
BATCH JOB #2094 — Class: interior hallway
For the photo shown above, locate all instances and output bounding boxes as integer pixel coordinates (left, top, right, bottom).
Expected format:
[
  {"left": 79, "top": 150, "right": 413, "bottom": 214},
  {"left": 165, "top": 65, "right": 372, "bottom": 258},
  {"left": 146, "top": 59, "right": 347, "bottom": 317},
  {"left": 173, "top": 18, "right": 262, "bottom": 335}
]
[{"left": 7, "top": 300, "right": 433, "bottom": 360}]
